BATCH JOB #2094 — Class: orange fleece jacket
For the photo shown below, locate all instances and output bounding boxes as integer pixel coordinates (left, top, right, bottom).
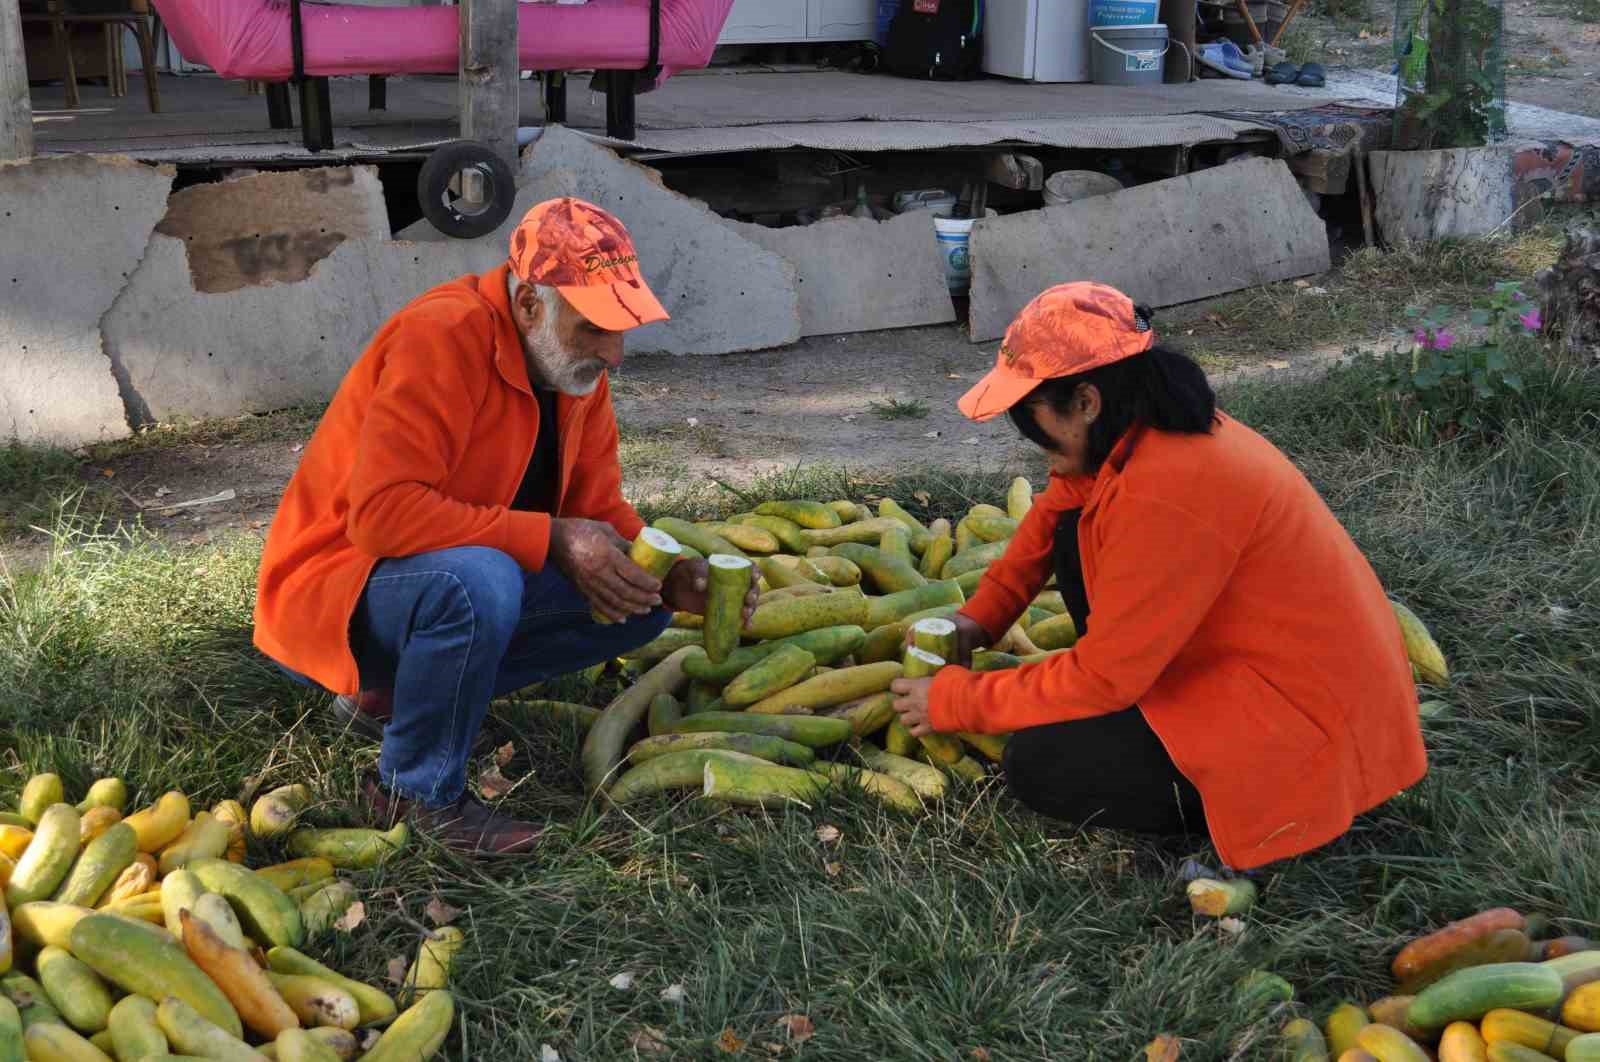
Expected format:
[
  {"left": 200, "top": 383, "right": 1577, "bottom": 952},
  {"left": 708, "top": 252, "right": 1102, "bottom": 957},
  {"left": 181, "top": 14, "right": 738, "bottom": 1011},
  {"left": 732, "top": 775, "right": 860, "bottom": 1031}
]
[
  {"left": 930, "top": 414, "right": 1426, "bottom": 869},
  {"left": 253, "top": 265, "right": 644, "bottom": 696}
]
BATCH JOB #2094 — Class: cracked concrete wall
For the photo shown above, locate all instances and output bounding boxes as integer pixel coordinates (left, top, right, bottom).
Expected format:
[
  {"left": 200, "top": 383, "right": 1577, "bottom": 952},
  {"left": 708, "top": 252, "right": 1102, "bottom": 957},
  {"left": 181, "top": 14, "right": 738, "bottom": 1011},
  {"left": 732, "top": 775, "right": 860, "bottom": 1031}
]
[
  {"left": 1368, "top": 148, "right": 1518, "bottom": 244},
  {"left": 104, "top": 233, "right": 507, "bottom": 424},
  {"left": 4, "top": 144, "right": 1333, "bottom": 446},
  {"left": 0, "top": 156, "right": 173, "bottom": 445},
  {"left": 105, "top": 236, "right": 383, "bottom": 423},
  {"left": 733, "top": 211, "right": 956, "bottom": 337},
  {"left": 400, "top": 126, "right": 802, "bottom": 356},
  {"left": 155, "top": 166, "right": 391, "bottom": 294},
  {"left": 969, "top": 158, "right": 1331, "bottom": 342}
]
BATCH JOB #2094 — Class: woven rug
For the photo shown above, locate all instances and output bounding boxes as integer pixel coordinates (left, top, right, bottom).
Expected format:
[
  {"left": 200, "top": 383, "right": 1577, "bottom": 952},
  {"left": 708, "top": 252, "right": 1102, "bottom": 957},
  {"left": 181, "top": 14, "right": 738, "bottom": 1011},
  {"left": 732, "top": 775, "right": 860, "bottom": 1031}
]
[{"left": 1208, "top": 103, "right": 1393, "bottom": 155}]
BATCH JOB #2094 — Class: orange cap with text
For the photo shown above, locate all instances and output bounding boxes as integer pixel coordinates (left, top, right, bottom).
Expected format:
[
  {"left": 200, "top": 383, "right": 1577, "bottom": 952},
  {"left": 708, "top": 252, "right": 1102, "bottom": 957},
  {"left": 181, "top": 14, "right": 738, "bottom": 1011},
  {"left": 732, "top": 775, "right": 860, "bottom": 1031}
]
[
  {"left": 958, "top": 282, "right": 1156, "bottom": 422},
  {"left": 508, "top": 197, "right": 670, "bottom": 332}
]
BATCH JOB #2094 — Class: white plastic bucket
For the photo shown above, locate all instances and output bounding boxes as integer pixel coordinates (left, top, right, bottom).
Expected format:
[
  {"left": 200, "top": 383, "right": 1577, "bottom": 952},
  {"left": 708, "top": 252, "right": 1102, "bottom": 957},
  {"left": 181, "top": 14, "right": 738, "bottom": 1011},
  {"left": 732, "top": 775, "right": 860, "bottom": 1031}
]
[
  {"left": 1043, "top": 170, "right": 1124, "bottom": 207},
  {"left": 932, "top": 209, "right": 996, "bottom": 294}
]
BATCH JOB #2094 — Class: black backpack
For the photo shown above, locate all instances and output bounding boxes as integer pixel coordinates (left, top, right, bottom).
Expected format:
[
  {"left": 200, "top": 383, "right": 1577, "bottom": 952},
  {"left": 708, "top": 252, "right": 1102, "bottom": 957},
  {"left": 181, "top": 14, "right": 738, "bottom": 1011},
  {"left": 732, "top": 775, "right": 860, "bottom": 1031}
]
[{"left": 883, "top": 0, "right": 983, "bottom": 81}]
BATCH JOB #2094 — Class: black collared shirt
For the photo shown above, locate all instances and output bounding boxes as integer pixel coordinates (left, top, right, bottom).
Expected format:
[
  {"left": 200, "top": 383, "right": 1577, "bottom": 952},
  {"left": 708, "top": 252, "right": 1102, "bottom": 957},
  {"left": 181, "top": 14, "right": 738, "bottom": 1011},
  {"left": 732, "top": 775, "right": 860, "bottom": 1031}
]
[{"left": 510, "top": 387, "right": 560, "bottom": 514}]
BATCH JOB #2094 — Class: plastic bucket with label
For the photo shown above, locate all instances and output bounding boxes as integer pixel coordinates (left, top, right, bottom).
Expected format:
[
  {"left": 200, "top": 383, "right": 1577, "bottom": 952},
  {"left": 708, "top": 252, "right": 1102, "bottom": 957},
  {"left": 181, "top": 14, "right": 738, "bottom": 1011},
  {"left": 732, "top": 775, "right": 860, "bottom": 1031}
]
[
  {"left": 1089, "top": 23, "right": 1169, "bottom": 87},
  {"left": 932, "top": 209, "right": 996, "bottom": 294}
]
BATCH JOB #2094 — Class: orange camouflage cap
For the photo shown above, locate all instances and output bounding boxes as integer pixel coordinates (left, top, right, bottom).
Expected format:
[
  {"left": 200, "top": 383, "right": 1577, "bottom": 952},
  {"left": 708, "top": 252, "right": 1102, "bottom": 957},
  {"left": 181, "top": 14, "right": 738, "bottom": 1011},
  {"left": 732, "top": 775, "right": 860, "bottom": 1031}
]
[
  {"left": 508, "top": 197, "right": 669, "bottom": 332},
  {"left": 957, "top": 282, "right": 1156, "bottom": 422}
]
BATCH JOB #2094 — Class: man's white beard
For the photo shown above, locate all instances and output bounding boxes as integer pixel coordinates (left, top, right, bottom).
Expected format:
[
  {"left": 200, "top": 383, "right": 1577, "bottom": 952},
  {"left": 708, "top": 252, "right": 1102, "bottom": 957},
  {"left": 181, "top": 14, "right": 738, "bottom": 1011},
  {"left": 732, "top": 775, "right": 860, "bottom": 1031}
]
[{"left": 524, "top": 312, "right": 604, "bottom": 397}]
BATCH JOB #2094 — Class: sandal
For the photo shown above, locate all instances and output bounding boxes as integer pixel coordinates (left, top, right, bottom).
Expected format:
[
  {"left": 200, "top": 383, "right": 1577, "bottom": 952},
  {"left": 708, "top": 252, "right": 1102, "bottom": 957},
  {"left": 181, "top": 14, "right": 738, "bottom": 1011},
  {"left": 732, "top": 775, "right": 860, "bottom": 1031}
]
[
  {"left": 1198, "top": 43, "right": 1253, "bottom": 80},
  {"left": 1295, "top": 62, "right": 1326, "bottom": 87},
  {"left": 1264, "top": 61, "right": 1301, "bottom": 85}
]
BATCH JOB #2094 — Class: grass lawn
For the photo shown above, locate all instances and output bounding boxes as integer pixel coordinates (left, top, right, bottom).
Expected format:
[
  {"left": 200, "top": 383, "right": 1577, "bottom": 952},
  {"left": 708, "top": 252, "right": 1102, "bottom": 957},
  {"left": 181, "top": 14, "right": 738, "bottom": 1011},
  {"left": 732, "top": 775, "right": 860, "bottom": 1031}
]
[{"left": 2, "top": 345, "right": 1598, "bottom": 1059}]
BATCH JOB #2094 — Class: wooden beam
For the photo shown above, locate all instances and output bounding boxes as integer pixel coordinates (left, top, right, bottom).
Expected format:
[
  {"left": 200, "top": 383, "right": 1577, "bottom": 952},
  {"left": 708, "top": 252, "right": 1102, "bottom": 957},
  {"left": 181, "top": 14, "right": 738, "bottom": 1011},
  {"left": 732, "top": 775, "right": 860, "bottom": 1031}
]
[
  {"left": 459, "top": 0, "right": 519, "bottom": 171},
  {"left": 1286, "top": 149, "right": 1351, "bottom": 196},
  {"left": 1, "top": 0, "right": 34, "bottom": 160}
]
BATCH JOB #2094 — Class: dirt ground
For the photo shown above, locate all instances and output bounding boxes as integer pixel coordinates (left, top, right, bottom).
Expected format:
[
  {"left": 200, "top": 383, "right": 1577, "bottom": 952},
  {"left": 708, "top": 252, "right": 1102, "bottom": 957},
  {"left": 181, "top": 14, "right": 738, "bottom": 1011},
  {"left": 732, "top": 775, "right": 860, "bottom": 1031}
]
[
  {"left": 1, "top": 322, "right": 1363, "bottom": 564},
  {"left": 1300, "top": 0, "right": 1600, "bottom": 119}
]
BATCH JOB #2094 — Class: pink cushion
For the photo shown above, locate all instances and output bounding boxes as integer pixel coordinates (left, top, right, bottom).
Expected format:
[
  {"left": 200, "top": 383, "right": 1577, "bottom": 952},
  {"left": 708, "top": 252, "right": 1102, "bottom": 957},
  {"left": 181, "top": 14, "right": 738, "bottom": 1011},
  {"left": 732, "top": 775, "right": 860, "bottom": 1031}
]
[{"left": 154, "top": 0, "right": 735, "bottom": 82}]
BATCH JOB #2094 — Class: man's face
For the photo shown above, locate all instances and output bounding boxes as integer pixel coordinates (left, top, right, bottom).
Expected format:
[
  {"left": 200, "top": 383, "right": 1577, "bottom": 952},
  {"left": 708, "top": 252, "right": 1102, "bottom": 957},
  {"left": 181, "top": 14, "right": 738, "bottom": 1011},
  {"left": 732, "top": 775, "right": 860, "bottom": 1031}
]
[{"left": 512, "top": 282, "right": 626, "bottom": 397}]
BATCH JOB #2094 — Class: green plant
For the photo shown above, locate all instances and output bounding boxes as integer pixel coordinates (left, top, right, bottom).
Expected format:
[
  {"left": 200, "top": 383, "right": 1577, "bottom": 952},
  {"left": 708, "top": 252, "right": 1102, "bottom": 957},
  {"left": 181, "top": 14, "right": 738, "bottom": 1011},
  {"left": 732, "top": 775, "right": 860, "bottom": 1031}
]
[
  {"left": 867, "top": 398, "right": 930, "bottom": 421},
  {"left": 1377, "top": 281, "right": 1543, "bottom": 441},
  {"left": 1279, "top": 24, "right": 1320, "bottom": 66},
  {"left": 1393, "top": 0, "right": 1506, "bottom": 149}
]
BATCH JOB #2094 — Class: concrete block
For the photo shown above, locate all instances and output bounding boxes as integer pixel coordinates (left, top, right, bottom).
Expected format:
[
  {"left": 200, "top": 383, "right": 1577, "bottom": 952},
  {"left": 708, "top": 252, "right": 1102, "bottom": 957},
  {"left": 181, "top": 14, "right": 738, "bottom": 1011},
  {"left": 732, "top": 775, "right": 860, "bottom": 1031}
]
[
  {"left": 154, "top": 166, "right": 390, "bottom": 294},
  {"left": 104, "top": 227, "right": 501, "bottom": 424},
  {"left": 104, "top": 236, "right": 384, "bottom": 423},
  {"left": 969, "top": 158, "right": 1331, "bottom": 342},
  {"left": 365, "top": 235, "right": 517, "bottom": 324},
  {"left": 1369, "top": 148, "right": 1517, "bottom": 244},
  {"left": 0, "top": 155, "right": 172, "bottom": 445},
  {"left": 399, "top": 126, "right": 801, "bottom": 355},
  {"left": 734, "top": 211, "right": 956, "bottom": 337}
]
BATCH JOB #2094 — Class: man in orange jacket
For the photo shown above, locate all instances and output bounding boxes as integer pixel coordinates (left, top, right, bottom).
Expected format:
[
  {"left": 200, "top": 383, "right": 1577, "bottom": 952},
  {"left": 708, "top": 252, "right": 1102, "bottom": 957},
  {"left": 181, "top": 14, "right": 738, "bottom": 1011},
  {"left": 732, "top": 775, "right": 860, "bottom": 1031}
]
[{"left": 254, "top": 197, "right": 754, "bottom": 854}]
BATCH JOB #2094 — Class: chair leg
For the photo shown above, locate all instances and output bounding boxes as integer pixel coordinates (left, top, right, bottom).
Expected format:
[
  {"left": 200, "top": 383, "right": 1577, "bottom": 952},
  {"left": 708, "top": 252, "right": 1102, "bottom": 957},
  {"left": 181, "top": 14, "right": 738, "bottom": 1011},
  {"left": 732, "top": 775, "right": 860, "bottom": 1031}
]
[
  {"left": 50, "top": 11, "right": 81, "bottom": 109},
  {"left": 102, "top": 26, "right": 116, "bottom": 94},
  {"left": 605, "top": 69, "right": 636, "bottom": 141},
  {"left": 265, "top": 82, "right": 293, "bottom": 128},
  {"left": 115, "top": 25, "right": 128, "bottom": 95},
  {"left": 134, "top": 18, "right": 159, "bottom": 111},
  {"left": 300, "top": 75, "right": 332, "bottom": 151},
  {"left": 543, "top": 70, "right": 566, "bottom": 124},
  {"left": 151, "top": 14, "right": 167, "bottom": 71},
  {"left": 368, "top": 74, "right": 386, "bottom": 111}
]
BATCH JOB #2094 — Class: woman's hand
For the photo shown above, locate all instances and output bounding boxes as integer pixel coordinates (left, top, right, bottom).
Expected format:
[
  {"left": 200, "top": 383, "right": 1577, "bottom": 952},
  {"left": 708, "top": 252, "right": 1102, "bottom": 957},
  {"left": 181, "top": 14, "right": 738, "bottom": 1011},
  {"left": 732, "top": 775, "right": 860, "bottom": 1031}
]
[
  {"left": 659, "top": 558, "right": 759, "bottom": 627},
  {"left": 890, "top": 677, "right": 935, "bottom": 737},
  {"left": 902, "top": 613, "right": 990, "bottom": 666}
]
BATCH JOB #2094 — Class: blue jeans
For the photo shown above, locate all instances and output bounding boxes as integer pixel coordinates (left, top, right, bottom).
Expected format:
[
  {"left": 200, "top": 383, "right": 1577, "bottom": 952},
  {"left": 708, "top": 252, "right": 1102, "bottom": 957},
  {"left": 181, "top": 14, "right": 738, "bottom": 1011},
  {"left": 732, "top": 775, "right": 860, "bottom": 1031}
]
[{"left": 278, "top": 546, "right": 670, "bottom": 808}]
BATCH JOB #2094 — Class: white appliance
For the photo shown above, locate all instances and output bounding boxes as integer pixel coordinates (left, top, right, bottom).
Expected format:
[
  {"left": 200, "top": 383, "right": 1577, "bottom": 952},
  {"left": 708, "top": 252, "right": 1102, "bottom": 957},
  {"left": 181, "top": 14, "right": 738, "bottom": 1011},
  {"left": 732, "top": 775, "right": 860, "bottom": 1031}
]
[
  {"left": 983, "top": 0, "right": 1091, "bottom": 83},
  {"left": 718, "top": 0, "right": 876, "bottom": 44}
]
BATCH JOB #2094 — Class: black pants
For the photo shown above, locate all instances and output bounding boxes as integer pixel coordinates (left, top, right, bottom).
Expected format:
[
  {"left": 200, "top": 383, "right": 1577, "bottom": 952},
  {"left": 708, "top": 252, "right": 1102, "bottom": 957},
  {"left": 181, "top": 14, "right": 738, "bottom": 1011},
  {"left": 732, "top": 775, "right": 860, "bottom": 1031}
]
[{"left": 1000, "top": 511, "right": 1207, "bottom": 837}]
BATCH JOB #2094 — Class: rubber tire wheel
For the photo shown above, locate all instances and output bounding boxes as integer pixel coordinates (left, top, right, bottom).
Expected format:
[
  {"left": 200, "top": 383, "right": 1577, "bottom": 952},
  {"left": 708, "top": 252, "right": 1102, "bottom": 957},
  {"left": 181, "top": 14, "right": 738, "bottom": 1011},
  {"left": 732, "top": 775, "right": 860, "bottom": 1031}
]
[{"left": 417, "top": 140, "right": 516, "bottom": 240}]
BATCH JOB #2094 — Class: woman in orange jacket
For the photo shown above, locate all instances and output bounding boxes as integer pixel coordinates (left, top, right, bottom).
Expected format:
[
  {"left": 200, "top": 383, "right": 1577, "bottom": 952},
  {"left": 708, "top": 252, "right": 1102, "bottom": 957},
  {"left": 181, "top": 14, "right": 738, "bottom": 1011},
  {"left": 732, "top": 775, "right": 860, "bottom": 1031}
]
[{"left": 890, "top": 282, "right": 1426, "bottom": 870}]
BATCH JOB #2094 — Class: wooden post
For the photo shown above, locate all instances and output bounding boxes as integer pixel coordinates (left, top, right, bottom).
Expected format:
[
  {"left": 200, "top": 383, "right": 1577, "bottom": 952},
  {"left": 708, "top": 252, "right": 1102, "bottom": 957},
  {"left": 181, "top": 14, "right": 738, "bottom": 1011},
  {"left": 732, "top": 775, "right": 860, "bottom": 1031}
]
[
  {"left": 1, "top": 0, "right": 34, "bottom": 160},
  {"left": 459, "top": 0, "right": 518, "bottom": 171},
  {"left": 1160, "top": 0, "right": 1196, "bottom": 84}
]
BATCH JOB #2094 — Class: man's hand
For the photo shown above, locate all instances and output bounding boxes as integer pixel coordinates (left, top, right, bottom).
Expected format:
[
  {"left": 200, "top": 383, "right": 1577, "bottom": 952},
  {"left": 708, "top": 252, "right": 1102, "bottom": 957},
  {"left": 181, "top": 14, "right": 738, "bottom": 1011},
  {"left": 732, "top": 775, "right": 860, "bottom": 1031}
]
[
  {"left": 890, "top": 677, "right": 936, "bottom": 737},
  {"left": 902, "top": 612, "right": 990, "bottom": 667},
  {"left": 661, "top": 558, "right": 760, "bottom": 629},
  {"left": 550, "top": 518, "right": 661, "bottom": 623}
]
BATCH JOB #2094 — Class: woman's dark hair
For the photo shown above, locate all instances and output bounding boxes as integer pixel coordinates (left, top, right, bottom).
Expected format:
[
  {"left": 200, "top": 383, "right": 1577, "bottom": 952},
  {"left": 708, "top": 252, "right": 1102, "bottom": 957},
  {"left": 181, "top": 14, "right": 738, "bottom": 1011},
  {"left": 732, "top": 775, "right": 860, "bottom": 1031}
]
[{"left": 1007, "top": 307, "right": 1216, "bottom": 473}]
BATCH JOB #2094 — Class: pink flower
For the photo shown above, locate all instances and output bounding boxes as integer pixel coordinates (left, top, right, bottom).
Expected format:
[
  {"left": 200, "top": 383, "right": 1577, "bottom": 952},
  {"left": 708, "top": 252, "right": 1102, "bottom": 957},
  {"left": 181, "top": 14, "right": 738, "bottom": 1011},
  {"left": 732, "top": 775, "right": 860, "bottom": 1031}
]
[
  {"left": 1414, "top": 329, "right": 1433, "bottom": 348},
  {"left": 1433, "top": 329, "right": 1457, "bottom": 350},
  {"left": 1520, "top": 309, "right": 1542, "bottom": 332}
]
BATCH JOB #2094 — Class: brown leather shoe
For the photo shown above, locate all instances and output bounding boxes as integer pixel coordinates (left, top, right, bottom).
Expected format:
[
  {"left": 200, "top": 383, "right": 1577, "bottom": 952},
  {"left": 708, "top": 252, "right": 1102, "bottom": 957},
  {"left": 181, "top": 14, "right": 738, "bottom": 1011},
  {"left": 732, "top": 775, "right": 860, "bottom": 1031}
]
[{"left": 362, "top": 775, "right": 543, "bottom": 855}]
